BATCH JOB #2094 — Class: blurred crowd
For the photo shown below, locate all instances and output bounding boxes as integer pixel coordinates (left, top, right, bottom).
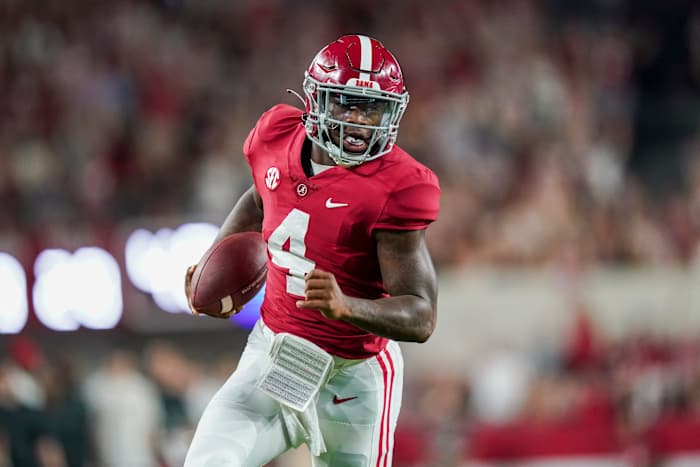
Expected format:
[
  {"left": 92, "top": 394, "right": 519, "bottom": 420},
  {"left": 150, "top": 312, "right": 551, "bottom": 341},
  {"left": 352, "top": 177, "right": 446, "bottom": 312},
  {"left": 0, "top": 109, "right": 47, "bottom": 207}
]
[
  {"left": 2, "top": 0, "right": 700, "bottom": 270},
  {"left": 3, "top": 0, "right": 700, "bottom": 466},
  {"left": 399, "top": 309, "right": 700, "bottom": 466},
  {"left": 0, "top": 335, "right": 236, "bottom": 467},
  {"left": 1, "top": 313, "right": 700, "bottom": 466}
]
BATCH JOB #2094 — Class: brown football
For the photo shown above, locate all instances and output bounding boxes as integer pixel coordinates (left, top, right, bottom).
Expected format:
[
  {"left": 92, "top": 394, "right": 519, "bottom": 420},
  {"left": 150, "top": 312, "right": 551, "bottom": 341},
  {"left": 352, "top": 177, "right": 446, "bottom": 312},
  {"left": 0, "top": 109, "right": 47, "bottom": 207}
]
[{"left": 189, "top": 231, "right": 267, "bottom": 316}]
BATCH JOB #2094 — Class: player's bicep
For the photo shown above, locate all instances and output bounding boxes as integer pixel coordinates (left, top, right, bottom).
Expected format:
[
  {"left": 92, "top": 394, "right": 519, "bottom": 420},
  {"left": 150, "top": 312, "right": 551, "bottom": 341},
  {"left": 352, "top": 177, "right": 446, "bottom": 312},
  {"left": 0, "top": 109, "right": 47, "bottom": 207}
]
[
  {"left": 251, "top": 184, "right": 263, "bottom": 211},
  {"left": 374, "top": 229, "right": 437, "bottom": 304},
  {"left": 214, "top": 185, "right": 264, "bottom": 242}
]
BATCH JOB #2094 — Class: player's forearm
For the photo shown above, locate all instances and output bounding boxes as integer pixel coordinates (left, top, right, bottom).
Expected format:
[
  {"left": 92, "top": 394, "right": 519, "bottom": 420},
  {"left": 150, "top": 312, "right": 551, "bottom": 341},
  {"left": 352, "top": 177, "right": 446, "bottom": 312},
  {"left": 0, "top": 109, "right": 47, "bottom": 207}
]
[
  {"left": 214, "top": 185, "right": 263, "bottom": 243},
  {"left": 343, "top": 295, "right": 436, "bottom": 343}
]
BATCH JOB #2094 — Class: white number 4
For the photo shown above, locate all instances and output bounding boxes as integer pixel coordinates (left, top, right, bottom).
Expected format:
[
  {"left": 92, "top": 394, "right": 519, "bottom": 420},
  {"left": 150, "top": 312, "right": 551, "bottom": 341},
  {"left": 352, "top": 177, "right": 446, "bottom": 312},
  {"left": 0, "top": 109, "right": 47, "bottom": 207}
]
[{"left": 268, "top": 209, "right": 315, "bottom": 297}]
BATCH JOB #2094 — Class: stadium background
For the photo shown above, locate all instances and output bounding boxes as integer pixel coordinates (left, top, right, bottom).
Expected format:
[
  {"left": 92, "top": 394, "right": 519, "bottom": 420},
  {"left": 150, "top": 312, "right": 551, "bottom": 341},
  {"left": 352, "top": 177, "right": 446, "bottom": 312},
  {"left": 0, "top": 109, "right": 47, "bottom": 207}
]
[{"left": 2, "top": 0, "right": 700, "bottom": 465}]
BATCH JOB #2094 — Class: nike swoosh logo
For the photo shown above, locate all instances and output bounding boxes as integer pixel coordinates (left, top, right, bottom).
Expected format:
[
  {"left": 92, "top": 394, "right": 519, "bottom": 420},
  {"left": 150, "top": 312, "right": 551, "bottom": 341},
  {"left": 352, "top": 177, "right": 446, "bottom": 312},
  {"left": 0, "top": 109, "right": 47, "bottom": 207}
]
[
  {"left": 332, "top": 395, "right": 358, "bottom": 405},
  {"left": 325, "top": 197, "right": 349, "bottom": 208}
]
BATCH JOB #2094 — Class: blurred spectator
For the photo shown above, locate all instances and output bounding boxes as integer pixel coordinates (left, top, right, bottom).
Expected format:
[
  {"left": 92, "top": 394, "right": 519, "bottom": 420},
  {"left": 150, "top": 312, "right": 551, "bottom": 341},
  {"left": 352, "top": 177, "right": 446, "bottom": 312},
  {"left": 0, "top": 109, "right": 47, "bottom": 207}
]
[
  {"left": 470, "top": 348, "right": 534, "bottom": 425},
  {"left": 43, "top": 355, "right": 88, "bottom": 467},
  {"left": 83, "top": 349, "right": 163, "bottom": 467},
  {"left": 0, "top": 360, "right": 48, "bottom": 467},
  {"left": 6, "top": 336, "right": 45, "bottom": 410},
  {"left": 143, "top": 340, "right": 197, "bottom": 467}
]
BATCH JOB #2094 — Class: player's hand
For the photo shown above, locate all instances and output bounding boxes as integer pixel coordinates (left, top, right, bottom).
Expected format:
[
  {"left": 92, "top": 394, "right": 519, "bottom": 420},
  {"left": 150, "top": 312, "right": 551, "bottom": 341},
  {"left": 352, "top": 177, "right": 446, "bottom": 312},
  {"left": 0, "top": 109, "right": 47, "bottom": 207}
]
[
  {"left": 184, "top": 264, "right": 202, "bottom": 316},
  {"left": 296, "top": 269, "right": 351, "bottom": 320},
  {"left": 184, "top": 264, "right": 242, "bottom": 319}
]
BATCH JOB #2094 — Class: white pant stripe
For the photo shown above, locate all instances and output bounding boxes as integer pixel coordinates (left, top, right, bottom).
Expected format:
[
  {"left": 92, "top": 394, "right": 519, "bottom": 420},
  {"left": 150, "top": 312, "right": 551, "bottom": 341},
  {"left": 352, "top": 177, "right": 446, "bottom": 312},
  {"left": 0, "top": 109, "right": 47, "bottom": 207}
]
[{"left": 384, "top": 347, "right": 397, "bottom": 467}]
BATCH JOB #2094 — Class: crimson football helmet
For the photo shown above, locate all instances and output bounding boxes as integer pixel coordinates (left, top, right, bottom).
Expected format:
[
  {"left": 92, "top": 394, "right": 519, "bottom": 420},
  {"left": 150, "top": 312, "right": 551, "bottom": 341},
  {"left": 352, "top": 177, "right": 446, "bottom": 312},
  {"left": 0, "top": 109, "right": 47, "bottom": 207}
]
[{"left": 302, "top": 35, "right": 409, "bottom": 166}]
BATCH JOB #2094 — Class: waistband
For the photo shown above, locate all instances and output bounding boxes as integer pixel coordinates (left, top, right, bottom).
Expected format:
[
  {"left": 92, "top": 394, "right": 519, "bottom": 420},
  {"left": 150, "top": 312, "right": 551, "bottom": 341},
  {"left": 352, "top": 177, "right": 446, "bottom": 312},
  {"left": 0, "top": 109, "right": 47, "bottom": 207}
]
[{"left": 258, "top": 319, "right": 366, "bottom": 370}]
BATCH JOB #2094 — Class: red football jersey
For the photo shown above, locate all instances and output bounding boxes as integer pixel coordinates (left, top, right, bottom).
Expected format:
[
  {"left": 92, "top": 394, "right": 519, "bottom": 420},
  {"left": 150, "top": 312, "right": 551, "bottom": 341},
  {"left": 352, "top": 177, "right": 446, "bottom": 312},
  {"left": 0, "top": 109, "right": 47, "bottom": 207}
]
[{"left": 244, "top": 104, "right": 440, "bottom": 358}]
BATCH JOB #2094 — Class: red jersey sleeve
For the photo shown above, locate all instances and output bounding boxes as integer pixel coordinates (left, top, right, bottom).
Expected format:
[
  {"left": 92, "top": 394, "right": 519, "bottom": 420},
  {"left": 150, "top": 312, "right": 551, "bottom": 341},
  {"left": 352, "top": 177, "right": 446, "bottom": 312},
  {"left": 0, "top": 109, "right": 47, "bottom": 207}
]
[
  {"left": 243, "top": 104, "right": 303, "bottom": 163},
  {"left": 373, "top": 165, "right": 440, "bottom": 231},
  {"left": 242, "top": 123, "right": 257, "bottom": 159}
]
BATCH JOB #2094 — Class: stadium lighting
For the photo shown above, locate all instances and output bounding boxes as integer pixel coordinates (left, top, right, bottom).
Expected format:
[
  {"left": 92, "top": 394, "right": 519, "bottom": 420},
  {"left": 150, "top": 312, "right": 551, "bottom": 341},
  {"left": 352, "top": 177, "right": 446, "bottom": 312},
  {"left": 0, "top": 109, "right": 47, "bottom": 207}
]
[
  {"left": 0, "top": 252, "right": 29, "bottom": 334},
  {"left": 124, "top": 222, "right": 262, "bottom": 328},
  {"left": 33, "top": 247, "right": 122, "bottom": 331},
  {"left": 125, "top": 222, "right": 219, "bottom": 313},
  {"left": 2, "top": 222, "right": 262, "bottom": 333}
]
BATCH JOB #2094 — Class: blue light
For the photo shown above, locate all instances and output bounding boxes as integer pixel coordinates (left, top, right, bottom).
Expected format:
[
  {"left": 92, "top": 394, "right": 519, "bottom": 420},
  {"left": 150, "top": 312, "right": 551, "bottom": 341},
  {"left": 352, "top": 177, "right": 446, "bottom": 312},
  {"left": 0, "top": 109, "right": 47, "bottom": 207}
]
[{"left": 231, "top": 284, "right": 264, "bottom": 329}]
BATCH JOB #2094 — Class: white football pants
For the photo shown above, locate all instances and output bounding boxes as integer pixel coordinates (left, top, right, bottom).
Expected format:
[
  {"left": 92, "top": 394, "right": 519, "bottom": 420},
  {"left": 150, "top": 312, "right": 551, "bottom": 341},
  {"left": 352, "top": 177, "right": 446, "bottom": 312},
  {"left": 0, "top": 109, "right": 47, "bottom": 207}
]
[{"left": 183, "top": 319, "right": 404, "bottom": 467}]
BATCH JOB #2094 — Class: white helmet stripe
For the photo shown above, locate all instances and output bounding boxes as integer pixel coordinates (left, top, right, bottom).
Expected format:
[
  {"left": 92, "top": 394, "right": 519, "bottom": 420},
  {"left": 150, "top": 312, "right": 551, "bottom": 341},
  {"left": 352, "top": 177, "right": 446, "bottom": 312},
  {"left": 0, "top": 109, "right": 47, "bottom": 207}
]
[{"left": 357, "top": 35, "right": 372, "bottom": 81}]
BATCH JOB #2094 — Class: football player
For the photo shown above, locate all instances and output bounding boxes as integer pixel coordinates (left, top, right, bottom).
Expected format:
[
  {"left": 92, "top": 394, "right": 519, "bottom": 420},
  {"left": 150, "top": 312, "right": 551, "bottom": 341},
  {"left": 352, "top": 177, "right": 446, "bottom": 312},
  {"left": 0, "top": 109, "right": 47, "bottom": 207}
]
[{"left": 184, "top": 34, "right": 440, "bottom": 467}]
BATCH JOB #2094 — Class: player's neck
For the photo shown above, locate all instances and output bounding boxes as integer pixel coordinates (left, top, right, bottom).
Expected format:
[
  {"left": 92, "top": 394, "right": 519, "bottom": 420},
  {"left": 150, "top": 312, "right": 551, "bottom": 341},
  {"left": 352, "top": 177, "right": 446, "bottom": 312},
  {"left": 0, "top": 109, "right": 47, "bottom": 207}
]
[{"left": 310, "top": 142, "right": 336, "bottom": 166}]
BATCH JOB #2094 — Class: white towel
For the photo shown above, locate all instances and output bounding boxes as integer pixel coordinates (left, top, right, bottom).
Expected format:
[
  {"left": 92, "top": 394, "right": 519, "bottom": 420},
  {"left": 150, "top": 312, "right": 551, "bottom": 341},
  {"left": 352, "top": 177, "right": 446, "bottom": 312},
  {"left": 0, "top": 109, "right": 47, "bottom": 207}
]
[{"left": 280, "top": 399, "right": 327, "bottom": 456}]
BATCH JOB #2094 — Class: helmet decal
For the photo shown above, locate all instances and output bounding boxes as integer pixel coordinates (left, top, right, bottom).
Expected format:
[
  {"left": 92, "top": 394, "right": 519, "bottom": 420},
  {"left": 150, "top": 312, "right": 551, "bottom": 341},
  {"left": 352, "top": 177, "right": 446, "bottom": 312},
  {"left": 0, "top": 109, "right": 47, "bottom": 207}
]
[{"left": 356, "top": 35, "right": 374, "bottom": 76}]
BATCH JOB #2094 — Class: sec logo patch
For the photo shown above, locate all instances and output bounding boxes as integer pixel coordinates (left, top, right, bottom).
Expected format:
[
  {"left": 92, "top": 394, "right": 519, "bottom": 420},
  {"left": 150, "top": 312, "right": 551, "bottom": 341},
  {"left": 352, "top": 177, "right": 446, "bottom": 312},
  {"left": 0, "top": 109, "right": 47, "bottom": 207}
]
[{"left": 265, "top": 167, "right": 280, "bottom": 191}]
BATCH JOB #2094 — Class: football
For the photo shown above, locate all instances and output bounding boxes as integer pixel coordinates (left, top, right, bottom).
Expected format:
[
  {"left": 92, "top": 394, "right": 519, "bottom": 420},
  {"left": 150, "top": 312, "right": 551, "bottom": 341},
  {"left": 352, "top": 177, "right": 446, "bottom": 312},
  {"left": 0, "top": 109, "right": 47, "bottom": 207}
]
[{"left": 189, "top": 231, "right": 267, "bottom": 317}]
